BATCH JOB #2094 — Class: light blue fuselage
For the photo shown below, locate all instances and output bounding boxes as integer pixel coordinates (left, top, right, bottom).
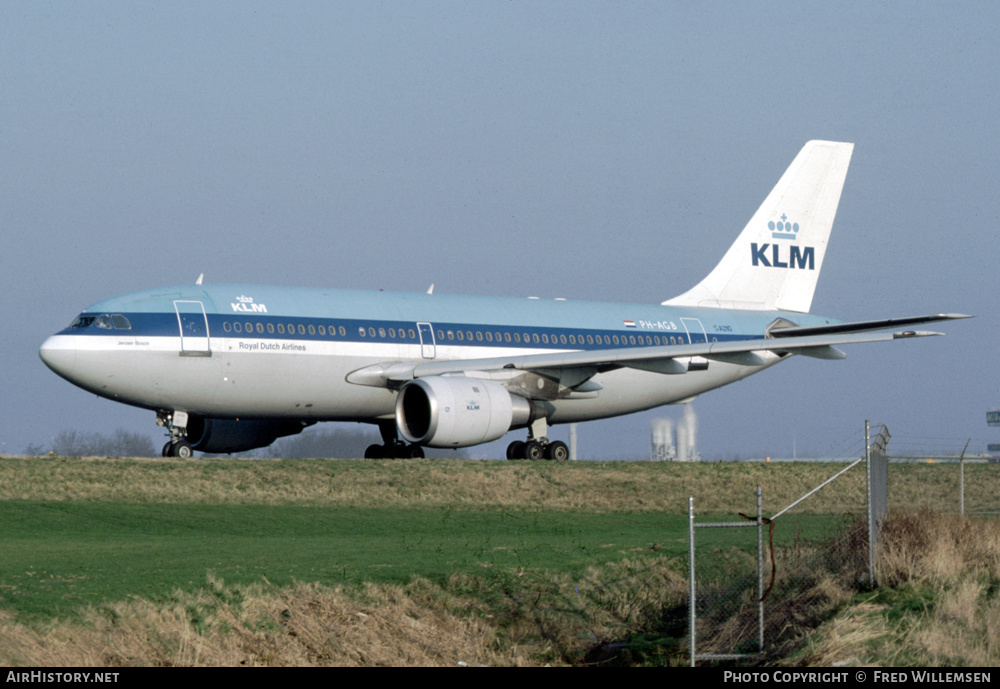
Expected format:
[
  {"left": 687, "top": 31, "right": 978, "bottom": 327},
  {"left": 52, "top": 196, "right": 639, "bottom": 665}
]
[{"left": 40, "top": 283, "right": 833, "bottom": 425}]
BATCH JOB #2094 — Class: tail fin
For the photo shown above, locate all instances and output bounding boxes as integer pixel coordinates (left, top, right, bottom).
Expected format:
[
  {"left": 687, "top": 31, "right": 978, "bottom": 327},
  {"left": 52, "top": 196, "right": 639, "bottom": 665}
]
[{"left": 664, "top": 140, "right": 854, "bottom": 313}]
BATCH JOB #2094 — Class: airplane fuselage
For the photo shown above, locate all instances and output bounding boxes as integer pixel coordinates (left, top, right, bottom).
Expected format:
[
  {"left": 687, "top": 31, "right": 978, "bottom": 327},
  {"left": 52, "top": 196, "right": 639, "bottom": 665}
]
[{"left": 40, "top": 283, "right": 831, "bottom": 425}]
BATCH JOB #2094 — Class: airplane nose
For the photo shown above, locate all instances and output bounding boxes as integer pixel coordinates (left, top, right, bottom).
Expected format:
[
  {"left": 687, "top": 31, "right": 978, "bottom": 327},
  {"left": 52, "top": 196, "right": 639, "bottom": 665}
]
[{"left": 39, "top": 336, "right": 77, "bottom": 380}]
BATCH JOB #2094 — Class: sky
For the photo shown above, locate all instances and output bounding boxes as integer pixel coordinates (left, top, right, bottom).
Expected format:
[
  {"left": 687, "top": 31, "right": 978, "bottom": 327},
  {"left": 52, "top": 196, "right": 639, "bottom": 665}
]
[{"left": 2, "top": 1, "right": 997, "bottom": 460}]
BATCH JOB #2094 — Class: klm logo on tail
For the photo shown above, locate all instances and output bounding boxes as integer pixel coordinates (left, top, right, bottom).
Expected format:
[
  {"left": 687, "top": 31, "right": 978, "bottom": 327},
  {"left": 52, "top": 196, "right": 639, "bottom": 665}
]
[{"left": 750, "top": 214, "right": 815, "bottom": 270}]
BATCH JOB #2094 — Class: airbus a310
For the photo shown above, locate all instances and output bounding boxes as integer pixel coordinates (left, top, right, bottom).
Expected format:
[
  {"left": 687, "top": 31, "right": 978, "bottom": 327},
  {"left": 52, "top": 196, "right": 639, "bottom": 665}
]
[{"left": 40, "top": 141, "right": 968, "bottom": 459}]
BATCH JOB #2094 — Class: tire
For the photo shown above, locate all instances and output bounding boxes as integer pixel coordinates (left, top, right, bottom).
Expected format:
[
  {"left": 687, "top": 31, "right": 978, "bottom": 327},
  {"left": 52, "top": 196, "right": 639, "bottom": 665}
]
[
  {"left": 506, "top": 440, "right": 525, "bottom": 460},
  {"left": 364, "top": 444, "right": 384, "bottom": 459},
  {"left": 173, "top": 440, "right": 193, "bottom": 458},
  {"left": 523, "top": 440, "right": 544, "bottom": 461},
  {"left": 546, "top": 441, "right": 569, "bottom": 461}
]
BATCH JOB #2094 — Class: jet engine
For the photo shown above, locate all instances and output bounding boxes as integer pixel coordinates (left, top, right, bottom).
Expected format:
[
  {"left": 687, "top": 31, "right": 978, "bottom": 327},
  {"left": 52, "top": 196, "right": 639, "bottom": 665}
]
[
  {"left": 395, "top": 376, "right": 534, "bottom": 448},
  {"left": 185, "top": 416, "right": 312, "bottom": 454}
]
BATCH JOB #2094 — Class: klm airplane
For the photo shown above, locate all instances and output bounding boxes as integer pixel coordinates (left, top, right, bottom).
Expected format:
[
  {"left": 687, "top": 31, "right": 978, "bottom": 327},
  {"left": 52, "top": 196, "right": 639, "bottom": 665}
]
[{"left": 40, "top": 141, "right": 968, "bottom": 459}]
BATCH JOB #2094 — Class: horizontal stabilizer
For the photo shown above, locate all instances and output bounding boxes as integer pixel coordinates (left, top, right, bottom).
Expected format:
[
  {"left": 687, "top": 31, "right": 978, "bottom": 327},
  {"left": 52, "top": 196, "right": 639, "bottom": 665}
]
[{"left": 770, "top": 313, "right": 971, "bottom": 338}]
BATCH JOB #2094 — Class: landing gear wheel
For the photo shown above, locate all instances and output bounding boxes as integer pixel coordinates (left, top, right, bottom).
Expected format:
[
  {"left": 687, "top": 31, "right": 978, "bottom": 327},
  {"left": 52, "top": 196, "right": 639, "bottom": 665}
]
[
  {"left": 162, "top": 442, "right": 172, "bottom": 457},
  {"left": 506, "top": 440, "right": 525, "bottom": 460},
  {"left": 167, "top": 440, "right": 193, "bottom": 458},
  {"left": 405, "top": 445, "right": 425, "bottom": 459},
  {"left": 523, "top": 440, "right": 544, "bottom": 461},
  {"left": 364, "top": 444, "right": 384, "bottom": 459},
  {"left": 545, "top": 441, "right": 569, "bottom": 461}
]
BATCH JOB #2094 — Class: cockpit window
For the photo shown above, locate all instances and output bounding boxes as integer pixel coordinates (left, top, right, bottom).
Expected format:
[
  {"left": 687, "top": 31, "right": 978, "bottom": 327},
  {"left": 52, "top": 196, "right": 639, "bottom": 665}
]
[
  {"left": 69, "top": 313, "right": 131, "bottom": 329},
  {"left": 70, "top": 315, "right": 96, "bottom": 328}
]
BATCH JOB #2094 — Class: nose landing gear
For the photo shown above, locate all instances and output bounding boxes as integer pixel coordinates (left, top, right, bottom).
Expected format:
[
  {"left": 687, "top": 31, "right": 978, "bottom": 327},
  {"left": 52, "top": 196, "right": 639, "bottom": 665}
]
[{"left": 157, "top": 410, "right": 194, "bottom": 458}]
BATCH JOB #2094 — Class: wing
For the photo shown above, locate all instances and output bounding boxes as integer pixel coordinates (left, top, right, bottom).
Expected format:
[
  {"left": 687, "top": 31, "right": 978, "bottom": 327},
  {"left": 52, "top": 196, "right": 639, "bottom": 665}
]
[{"left": 346, "top": 313, "right": 971, "bottom": 398}]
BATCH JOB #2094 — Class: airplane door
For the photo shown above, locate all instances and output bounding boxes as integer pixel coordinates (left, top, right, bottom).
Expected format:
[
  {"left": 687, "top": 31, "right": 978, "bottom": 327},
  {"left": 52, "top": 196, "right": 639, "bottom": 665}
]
[
  {"left": 680, "top": 318, "right": 708, "bottom": 344},
  {"left": 174, "top": 300, "right": 211, "bottom": 356},
  {"left": 417, "top": 322, "right": 436, "bottom": 359}
]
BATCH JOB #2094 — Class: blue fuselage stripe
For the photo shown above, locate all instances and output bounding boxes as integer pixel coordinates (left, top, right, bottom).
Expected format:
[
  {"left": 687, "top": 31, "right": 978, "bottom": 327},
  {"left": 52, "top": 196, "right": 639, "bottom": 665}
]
[{"left": 60, "top": 311, "right": 757, "bottom": 349}]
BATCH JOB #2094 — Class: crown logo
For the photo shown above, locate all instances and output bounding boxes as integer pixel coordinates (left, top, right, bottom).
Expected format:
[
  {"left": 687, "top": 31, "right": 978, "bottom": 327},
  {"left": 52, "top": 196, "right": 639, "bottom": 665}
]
[
  {"left": 236, "top": 295, "right": 254, "bottom": 303},
  {"left": 768, "top": 214, "right": 799, "bottom": 240}
]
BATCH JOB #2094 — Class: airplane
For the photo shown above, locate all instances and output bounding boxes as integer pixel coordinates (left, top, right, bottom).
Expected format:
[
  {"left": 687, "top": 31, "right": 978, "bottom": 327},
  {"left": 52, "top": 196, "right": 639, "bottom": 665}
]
[{"left": 39, "top": 140, "right": 969, "bottom": 460}]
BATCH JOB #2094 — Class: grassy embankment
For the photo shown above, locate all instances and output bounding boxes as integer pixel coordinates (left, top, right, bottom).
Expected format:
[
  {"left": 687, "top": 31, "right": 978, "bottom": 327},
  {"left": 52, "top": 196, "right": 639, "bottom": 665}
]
[{"left": 0, "top": 457, "right": 997, "bottom": 666}]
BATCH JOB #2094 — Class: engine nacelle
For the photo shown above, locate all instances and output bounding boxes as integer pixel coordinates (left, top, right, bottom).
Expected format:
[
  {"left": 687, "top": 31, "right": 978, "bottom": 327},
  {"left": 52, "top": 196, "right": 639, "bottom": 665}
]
[
  {"left": 395, "top": 376, "right": 533, "bottom": 448},
  {"left": 186, "top": 416, "right": 311, "bottom": 454}
]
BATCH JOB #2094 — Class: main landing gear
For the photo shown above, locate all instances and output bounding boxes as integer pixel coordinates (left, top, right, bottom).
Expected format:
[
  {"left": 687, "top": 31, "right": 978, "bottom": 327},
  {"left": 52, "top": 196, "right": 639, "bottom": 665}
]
[
  {"left": 506, "top": 439, "right": 568, "bottom": 460},
  {"left": 505, "top": 417, "right": 568, "bottom": 461},
  {"left": 365, "top": 420, "right": 425, "bottom": 459},
  {"left": 157, "top": 410, "right": 194, "bottom": 458}
]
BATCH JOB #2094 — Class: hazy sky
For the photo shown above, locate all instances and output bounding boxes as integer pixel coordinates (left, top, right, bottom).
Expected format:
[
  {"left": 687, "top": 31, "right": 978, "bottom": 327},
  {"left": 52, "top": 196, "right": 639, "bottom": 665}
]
[{"left": 3, "top": 2, "right": 997, "bottom": 459}]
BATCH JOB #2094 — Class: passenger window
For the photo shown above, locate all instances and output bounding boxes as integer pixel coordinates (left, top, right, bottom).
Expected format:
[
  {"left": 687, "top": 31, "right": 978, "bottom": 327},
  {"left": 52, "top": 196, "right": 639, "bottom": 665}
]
[
  {"left": 257, "top": 323, "right": 265, "bottom": 334},
  {"left": 308, "top": 324, "right": 316, "bottom": 335},
  {"left": 408, "top": 328, "right": 415, "bottom": 339},
  {"left": 476, "top": 331, "right": 483, "bottom": 341},
  {"left": 234, "top": 322, "right": 242, "bottom": 333},
  {"left": 359, "top": 327, "right": 366, "bottom": 337},
  {"left": 223, "top": 322, "right": 232, "bottom": 333},
  {"left": 368, "top": 327, "right": 375, "bottom": 338},
  {"left": 378, "top": 327, "right": 386, "bottom": 338},
  {"left": 388, "top": 328, "right": 395, "bottom": 338},
  {"left": 318, "top": 325, "right": 325, "bottom": 336},
  {"left": 456, "top": 331, "right": 464, "bottom": 341},
  {"left": 277, "top": 324, "right": 285, "bottom": 334},
  {"left": 339, "top": 326, "right": 347, "bottom": 336}
]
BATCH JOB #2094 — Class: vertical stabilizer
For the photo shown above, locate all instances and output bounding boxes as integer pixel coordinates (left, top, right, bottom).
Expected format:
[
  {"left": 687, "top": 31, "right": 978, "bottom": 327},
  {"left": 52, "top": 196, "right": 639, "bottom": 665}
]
[{"left": 664, "top": 140, "right": 854, "bottom": 313}]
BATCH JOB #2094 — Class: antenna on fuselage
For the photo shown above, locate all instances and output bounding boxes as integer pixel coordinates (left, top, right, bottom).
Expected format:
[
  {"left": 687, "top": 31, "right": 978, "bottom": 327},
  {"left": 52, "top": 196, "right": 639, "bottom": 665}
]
[
  {"left": 196, "top": 273, "right": 204, "bottom": 285},
  {"left": 427, "top": 283, "right": 434, "bottom": 294}
]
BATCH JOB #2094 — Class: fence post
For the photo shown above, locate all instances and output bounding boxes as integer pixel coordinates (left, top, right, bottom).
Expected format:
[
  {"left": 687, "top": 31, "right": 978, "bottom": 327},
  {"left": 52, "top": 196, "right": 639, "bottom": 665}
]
[
  {"left": 757, "top": 484, "right": 764, "bottom": 652},
  {"left": 688, "top": 496, "right": 696, "bottom": 667}
]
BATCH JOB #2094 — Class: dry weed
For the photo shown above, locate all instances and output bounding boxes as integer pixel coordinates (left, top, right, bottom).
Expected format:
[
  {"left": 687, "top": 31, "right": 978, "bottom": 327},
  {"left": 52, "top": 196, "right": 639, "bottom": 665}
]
[{"left": 0, "top": 578, "right": 528, "bottom": 667}]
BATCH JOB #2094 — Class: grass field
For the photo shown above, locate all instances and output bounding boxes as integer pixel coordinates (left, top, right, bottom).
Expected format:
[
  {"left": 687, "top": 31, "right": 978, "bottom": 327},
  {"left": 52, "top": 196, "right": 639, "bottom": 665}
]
[
  {"left": 0, "top": 502, "right": 683, "bottom": 618},
  {"left": 1, "top": 456, "right": 997, "bottom": 665}
]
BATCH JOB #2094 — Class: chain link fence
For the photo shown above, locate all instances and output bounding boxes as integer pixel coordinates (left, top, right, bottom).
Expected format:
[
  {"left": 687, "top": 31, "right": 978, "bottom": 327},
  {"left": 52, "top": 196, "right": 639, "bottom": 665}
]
[{"left": 687, "top": 423, "right": 891, "bottom": 665}]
